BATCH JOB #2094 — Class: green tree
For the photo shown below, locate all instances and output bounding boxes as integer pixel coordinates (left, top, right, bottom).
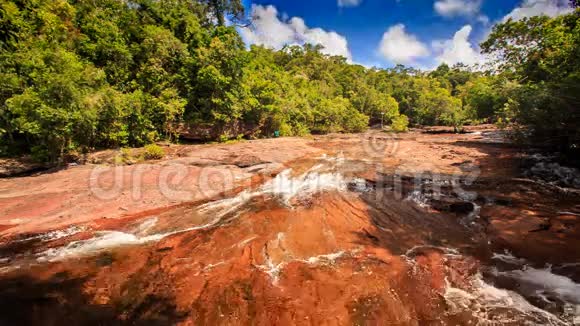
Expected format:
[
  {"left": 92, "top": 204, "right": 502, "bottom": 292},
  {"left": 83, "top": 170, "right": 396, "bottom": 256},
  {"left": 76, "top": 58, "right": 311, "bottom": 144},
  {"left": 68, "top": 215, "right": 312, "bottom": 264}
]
[
  {"left": 481, "top": 9, "right": 580, "bottom": 150},
  {"left": 0, "top": 0, "right": 504, "bottom": 163},
  {"left": 5, "top": 49, "right": 106, "bottom": 161},
  {"left": 202, "top": 0, "right": 245, "bottom": 26}
]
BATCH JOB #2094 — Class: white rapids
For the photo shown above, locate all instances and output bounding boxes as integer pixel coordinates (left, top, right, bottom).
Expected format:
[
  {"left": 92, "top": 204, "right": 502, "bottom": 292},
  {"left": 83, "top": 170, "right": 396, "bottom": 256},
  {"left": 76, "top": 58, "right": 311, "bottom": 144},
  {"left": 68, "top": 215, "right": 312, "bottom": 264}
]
[
  {"left": 403, "top": 248, "right": 580, "bottom": 325},
  {"left": 445, "top": 251, "right": 580, "bottom": 325},
  {"left": 36, "top": 217, "right": 217, "bottom": 262},
  {"left": 25, "top": 157, "right": 363, "bottom": 263},
  {"left": 444, "top": 273, "right": 569, "bottom": 326}
]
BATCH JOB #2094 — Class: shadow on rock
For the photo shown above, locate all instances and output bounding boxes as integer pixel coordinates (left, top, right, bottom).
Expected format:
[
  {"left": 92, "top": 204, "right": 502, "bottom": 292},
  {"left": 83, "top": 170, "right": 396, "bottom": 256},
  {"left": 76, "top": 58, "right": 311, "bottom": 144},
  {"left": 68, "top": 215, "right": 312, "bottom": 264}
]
[{"left": 0, "top": 272, "right": 186, "bottom": 326}]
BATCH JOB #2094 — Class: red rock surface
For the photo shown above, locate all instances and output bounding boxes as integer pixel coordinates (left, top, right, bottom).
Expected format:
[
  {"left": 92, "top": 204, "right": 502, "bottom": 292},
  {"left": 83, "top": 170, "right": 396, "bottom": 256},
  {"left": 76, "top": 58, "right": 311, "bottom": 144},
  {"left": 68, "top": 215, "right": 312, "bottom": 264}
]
[{"left": 0, "top": 126, "right": 578, "bottom": 325}]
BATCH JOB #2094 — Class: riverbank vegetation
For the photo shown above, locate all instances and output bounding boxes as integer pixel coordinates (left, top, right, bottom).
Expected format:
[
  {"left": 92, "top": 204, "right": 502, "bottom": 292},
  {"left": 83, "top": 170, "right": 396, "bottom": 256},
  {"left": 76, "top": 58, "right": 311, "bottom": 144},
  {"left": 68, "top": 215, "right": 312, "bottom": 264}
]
[{"left": 1, "top": 0, "right": 578, "bottom": 162}]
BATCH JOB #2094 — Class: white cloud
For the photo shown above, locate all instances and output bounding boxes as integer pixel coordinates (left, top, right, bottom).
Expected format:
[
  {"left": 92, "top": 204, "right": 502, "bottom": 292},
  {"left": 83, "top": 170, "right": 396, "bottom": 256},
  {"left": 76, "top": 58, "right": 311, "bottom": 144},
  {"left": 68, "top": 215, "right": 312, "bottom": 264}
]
[
  {"left": 477, "top": 14, "right": 490, "bottom": 25},
  {"left": 432, "top": 25, "right": 484, "bottom": 66},
  {"left": 338, "top": 0, "right": 362, "bottom": 7},
  {"left": 291, "top": 18, "right": 351, "bottom": 59},
  {"left": 434, "top": 0, "right": 482, "bottom": 18},
  {"left": 378, "top": 24, "right": 430, "bottom": 64},
  {"left": 239, "top": 5, "right": 294, "bottom": 50},
  {"left": 503, "top": 0, "right": 573, "bottom": 21},
  {"left": 240, "top": 5, "right": 352, "bottom": 61}
]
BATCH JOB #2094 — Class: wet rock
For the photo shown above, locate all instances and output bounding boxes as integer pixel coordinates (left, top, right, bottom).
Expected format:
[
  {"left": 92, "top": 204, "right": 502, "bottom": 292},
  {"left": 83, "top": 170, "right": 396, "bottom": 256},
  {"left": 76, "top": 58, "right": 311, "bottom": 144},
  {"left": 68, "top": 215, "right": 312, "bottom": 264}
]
[
  {"left": 451, "top": 160, "right": 473, "bottom": 167},
  {"left": 529, "top": 221, "right": 552, "bottom": 233},
  {"left": 523, "top": 154, "right": 580, "bottom": 188},
  {"left": 347, "top": 178, "right": 374, "bottom": 193},
  {"left": 493, "top": 197, "right": 513, "bottom": 206},
  {"left": 430, "top": 198, "right": 475, "bottom": 214},
  {"left": 477, "top": 195, "right": 513, "bottom": 207},
  {"left": 0, "top": 158, "right": 50, "bottom": 178},
  {"left": 2, "top": 127, "right": 577, "bottom": 325},
  {"left": 362, "top": 229, "right": 379, "bottom": 243},
  {"left": 225, "top": 154, "right": 270, "bottom": 168},
  {"left": 181, "top": 158, "right": 222, "bottom": 167},
  {"left": 243, "top": 163, "right": 283, "bottom": 174},
  {"left": 95, "top": 253, "right": 115, "bottom": 266}
]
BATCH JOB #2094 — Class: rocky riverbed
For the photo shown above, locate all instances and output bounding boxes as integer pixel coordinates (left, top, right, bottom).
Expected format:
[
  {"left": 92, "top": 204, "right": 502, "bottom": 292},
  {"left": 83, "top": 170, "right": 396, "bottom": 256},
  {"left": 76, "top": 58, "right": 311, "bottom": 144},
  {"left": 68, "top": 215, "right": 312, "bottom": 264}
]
[{"left": 0, "top": 126, "right": 579, "bottom": 325}]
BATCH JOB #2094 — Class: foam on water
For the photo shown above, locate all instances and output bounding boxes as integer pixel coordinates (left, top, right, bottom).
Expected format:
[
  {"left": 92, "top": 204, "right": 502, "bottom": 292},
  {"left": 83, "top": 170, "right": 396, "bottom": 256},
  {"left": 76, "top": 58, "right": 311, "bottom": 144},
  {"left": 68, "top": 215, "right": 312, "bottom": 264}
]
[
  {"left": 256, "top": 250, "right": 350, "bottom": 284},
  {"left": 493, "top": 266, "right": 580, "bottom": 305},
  {"left": 303, "top": 251, "right": 346, "bottom": 265},
  {"left": 558, "top": 211, "right": 580, "bottom": 217},
  {"left": 191, "top": 163, "right": 352, "bottom": 213},
  {"left": 348, "top": 178, "right": 373, "bottom": 193},
  {"left": 197, "top": 157, "right": 354, "bottom": 213},
  {"left": 33, "top": 157, "right": 357, "bottom": 263},
  {"left": 256, "top": 258, "right": 285, "bottom": 284},
  {"left": 37, "top": 231, "right": 160, "bottom": 262},
  {"left": 490, "top": 251, "right": 580, "bottom": 314},
  {"left": 132, "top": 217, "right": 158, "bottom": 236},
  {"left": 36, "top": 217, "right": 219, "bottom": 262},
  {"left": 405, "top": 190, "right": 430, "bottom": 208},
  {"left": 468, "top": 203, "right": 481, "bottom": 220},
  {"left": 404, "top": 245, "right": 460, "bottom": 257},
  {"left": 444, "top": 274, "right": 568, "bottom": 325},
  {"left": 14, "top": 225, "right": 86, "bottom": 243},
  {"left": 482, "top": 252, "right": 580, "bottom": 324},
  {"left": 401, "top": 248, "right": 579, "bottom": 324},
  {"left": 460, "top": 203, "right": 481, "bottom": 227},
  {"left": 197, "top": 189, "right": 254, "bottom": 218},
  {"left": 261, "top": 168, "right": 348, "bottom": 204},
  {"left": 492, "top": 250, "right": 528, "bottom": 265}
]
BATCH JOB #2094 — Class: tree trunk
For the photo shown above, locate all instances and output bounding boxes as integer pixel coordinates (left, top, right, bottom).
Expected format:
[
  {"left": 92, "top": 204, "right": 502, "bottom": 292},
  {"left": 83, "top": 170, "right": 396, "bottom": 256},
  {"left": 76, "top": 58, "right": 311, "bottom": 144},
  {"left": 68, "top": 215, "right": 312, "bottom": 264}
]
[{"left": 210, "top": 0, "right": 225, "bottom": 26}]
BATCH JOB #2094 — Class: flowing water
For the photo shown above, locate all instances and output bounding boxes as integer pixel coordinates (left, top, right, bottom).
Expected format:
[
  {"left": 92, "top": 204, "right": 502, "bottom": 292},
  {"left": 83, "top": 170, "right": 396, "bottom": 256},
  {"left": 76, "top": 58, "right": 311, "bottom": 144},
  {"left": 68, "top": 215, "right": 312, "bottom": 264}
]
[{"left": 1, "top": 147, "right": 579, "bottom": 325}]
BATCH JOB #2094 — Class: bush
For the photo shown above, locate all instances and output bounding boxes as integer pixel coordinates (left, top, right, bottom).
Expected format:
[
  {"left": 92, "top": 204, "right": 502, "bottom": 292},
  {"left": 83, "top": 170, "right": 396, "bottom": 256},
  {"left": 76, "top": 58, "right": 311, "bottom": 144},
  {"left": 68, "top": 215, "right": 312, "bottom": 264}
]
[
  {"left": 143, "top": 144, "right": 165, "bottom": 160},
  {"left": 30, "top": 146, "right": 51, "bottom": 163},
  {"left": 114, "top": 148, "right": 135, "bottom": 165},
  {"left": 279, "top": 123, "right": 293, "bottom": 137},
  {"left": 343, "top": 110, "right": 370, "bottom": 133},
  {"left": 218, "top": 134, "right": 230, "bottom": 143},
  {"left": 391, "top": 115, "right": 409, "bottom": 132},
  {"left": 292, "top": 123, "right": 311, "bottom": 137}
]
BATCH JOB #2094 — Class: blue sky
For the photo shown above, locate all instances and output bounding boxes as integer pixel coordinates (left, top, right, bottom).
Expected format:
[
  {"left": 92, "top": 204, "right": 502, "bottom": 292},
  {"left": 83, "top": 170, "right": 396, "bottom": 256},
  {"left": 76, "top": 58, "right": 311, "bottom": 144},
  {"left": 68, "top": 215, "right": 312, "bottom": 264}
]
[{"left": 238, "top": 0, "right": 573, "bottom": 69}]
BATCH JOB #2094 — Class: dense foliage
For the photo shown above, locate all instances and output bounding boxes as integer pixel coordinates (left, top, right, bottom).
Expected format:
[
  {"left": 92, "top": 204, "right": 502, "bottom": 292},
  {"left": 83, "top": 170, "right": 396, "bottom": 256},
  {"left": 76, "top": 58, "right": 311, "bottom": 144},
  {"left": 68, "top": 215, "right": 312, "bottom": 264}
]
[
  {"left": 0, "top": 0, "right": 577, "bottom": 162},
  {"left": 482, "top": 8, "right": 580, "bottom": 156}
]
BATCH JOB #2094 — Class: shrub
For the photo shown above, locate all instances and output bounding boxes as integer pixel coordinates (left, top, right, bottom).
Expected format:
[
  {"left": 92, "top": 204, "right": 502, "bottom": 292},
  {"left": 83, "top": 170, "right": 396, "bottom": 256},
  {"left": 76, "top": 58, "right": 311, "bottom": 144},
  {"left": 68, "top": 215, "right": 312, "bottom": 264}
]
[
  {"left": 218, "top": 134, "right": 230, "bottom": 143},
  {"left": 30, "top": 146, "right": 51, "bottom": 163},
  {"left": 279, "top": 123, "right": 293, "bottom": 137},
  {"left": 143, "top": 144, "right": 165, "bottom": 160},
  {"left": 114, "top": 147, "right": 135, "bottom": 165},
  {"left": 391, "top": 115, "right": 409, "bottom": 132}
]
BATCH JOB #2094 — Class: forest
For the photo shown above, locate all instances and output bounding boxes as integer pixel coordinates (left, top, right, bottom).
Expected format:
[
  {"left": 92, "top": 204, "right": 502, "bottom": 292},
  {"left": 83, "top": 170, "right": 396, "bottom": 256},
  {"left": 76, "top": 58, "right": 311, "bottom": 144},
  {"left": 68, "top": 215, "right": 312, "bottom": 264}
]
[{"left": 1, "top": 0, "right": 579, "bottom": 163}]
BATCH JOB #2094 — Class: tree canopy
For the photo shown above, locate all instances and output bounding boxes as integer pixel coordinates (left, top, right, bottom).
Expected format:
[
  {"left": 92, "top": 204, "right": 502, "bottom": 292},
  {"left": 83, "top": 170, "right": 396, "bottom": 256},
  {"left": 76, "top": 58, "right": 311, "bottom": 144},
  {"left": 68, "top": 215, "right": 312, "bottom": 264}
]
[
  {"left": 1, "top": 0, "right": 577, "bottom": 162},
  {"left": 482, "top": 8, "right": 580, "bottom": 154}
]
